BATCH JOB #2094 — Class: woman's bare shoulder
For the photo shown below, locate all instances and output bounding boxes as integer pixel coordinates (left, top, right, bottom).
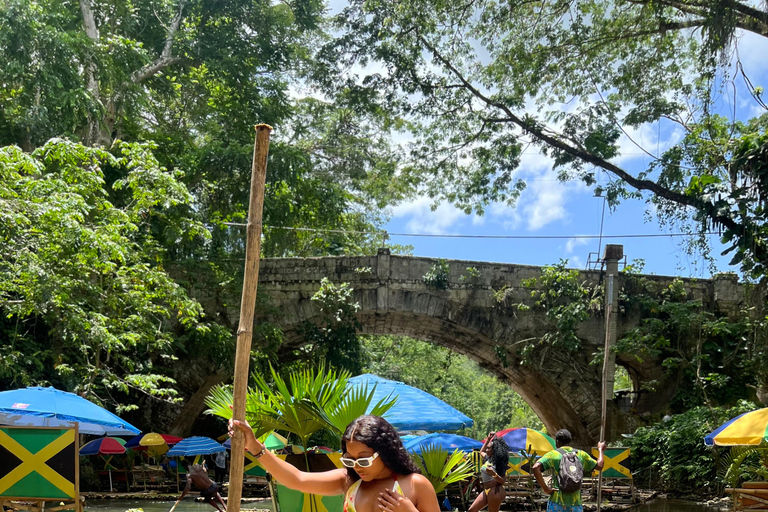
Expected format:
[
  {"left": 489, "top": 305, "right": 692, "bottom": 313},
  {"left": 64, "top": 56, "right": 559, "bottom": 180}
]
[{"left": 403, "top": 473, "right": 434, "bottom": 492}]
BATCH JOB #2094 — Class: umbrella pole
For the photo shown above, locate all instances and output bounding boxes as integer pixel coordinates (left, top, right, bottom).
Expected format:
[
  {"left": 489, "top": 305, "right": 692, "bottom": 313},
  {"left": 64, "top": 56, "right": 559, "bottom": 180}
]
[
  {"left": 229, "top": 124, "right": 272, "bottom": 512},
  {"left": 109, "top": 469, "right": 113, "bottom": 492}
]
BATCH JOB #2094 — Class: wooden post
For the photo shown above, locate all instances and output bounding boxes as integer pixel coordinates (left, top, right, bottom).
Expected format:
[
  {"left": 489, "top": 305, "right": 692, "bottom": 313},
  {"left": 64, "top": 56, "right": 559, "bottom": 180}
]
[{"left": 227, "top": 124, "right": 273, "bottom": 512}]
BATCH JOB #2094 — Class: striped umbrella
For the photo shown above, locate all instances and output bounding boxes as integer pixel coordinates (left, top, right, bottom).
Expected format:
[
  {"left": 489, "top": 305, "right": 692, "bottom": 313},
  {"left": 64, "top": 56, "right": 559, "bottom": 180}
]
[
  {"left": 167, "top": 436, "right": 226, "bottom": 456},
  {"left": 705, "top": 407, "right": 768, "bottom": 446}
]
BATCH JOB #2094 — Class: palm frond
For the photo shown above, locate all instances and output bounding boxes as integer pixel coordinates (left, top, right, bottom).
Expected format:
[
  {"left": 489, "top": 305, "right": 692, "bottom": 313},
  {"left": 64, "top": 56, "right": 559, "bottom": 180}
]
[
  {"left": 719, "top": 443, "right": 768, "bottom": 487},
  {"left": 412, "top": 445, "right": 475, "bottom": 494}
]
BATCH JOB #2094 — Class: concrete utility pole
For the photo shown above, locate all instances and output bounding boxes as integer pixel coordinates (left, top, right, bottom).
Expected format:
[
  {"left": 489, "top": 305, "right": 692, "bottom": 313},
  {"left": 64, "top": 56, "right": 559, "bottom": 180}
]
[{"left": 597, "top": 244, "right": 622, "bottom": 512}]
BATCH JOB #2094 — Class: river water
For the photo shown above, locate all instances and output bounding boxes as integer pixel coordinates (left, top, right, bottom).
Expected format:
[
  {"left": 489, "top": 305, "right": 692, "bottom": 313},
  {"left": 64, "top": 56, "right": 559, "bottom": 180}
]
[
  {"left": 84, "top": 498, "right": 274, "bottom": 512},
  {"left": 83, "top": 497, "right": 723, "bottom": 512},
  {"left": 630, "top": 499, "right": 726, "bottom": 512}
]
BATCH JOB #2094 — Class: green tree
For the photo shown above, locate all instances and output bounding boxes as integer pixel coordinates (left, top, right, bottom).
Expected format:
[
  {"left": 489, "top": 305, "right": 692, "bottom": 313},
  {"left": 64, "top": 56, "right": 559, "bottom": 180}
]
[
  {"left": 0, "top": 0, "right": 412, "bottom": 431},
  {"left": 319, "top": 0, "right": 768, "bottom": 277},
  {"left": 361, "top": 335, "right": 543, "bottom": 438},
  {"left": 0, "top": 139, "right": 205, "bottom": 410}
]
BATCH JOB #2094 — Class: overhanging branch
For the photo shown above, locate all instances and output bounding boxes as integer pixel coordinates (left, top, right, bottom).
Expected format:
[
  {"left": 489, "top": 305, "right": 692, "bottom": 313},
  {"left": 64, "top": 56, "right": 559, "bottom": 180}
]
[
  {"left": 417, "top": 34, "right": 755, "bottom": 244},
  {"left": 131, "top": 0, "right": 187, "bottom": 83}
]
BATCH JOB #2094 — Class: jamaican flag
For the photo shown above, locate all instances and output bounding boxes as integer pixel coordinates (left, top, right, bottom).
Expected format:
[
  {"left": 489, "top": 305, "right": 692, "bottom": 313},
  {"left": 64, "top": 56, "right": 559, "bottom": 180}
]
[{"left": 0, "top": 427, "right": 77, "bottom": 499}]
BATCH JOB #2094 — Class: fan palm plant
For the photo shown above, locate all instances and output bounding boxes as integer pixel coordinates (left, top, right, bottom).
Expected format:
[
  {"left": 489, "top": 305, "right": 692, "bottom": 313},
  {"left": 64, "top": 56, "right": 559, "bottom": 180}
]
[
  {"left": 412, "top": 445, "right": 476, "bottom": 494},
  {"left": 205, "top": 364, "right": 396, "bottom": 449}
]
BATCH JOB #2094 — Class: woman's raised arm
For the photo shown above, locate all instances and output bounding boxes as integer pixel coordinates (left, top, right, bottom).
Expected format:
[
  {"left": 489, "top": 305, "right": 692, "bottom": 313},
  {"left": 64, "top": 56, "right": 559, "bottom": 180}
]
[{"left": 230, "top": 420, "right": 348, "bottom": 496}]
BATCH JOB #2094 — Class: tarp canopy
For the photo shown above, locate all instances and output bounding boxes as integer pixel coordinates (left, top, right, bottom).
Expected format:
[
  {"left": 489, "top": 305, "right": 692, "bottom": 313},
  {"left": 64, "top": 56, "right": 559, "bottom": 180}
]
[
  {"left": 403, "top": 433, "right": 482, "bottom": 455},
  {"left": 705, "top": 407, "right": 768, "bottom": 446},
  {"left": 348, "top": 374, "right": 473, "bottom": 431},
  {"left": 0, "top": 386, "right": 140, "bottom": 435}
]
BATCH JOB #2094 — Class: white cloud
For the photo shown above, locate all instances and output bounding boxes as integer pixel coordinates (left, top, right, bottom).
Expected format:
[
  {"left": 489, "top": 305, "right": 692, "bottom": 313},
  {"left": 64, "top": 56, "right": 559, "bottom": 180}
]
[
  {"left": 522, "top": 180, "right": 568, "bottom": 230},
  {"left": 565, "top": 237, "right": 589, "bottom": 254},
  {"left": 568, "top": 255, "right": 584, "bottom": 269},
  {"left": 392, "top": 196, "right": 470, "bottom": 234},
  {"left": 613, "top": 123, "right": 685, "bottom": 164}
]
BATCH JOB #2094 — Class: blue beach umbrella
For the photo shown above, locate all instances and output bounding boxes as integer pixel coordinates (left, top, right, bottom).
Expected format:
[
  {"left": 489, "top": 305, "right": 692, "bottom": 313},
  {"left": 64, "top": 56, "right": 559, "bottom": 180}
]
[
  {"left": 167, "top": 436, "right": 226, "bottom": 456},
  {"left": 347, "top": 374, "right": 474, "bottom": 431},
  {"left": 404, "top": 433, "right": 483, "bottom": 455},
  {"left": 0, "top": 386, "right": 140, "bottom": 435}
]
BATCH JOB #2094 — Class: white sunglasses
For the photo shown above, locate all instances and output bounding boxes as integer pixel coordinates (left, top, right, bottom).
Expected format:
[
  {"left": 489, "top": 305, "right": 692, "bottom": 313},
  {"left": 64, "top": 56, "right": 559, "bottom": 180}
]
[{"left": 340, "top": 452, "right": 379, "bottom": 468}]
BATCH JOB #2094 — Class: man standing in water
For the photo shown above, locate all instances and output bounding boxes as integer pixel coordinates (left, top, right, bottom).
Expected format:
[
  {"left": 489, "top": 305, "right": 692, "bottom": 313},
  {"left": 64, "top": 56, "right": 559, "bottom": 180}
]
[
  {"left": 532, "top": 429, "right": 606, "bottom": 512},
  {"left": 177, "top": 459, "right": 227, "bottom": 512}
]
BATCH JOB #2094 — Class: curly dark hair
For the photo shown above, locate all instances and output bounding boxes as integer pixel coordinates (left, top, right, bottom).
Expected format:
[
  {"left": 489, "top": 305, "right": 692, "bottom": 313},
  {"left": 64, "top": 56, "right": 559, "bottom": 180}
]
[
  {"left": 341, "top": 415, "right": 420, "bottom": 481},
  {"left": 489, "top": 437, "right": 510, "bottom": 476}
]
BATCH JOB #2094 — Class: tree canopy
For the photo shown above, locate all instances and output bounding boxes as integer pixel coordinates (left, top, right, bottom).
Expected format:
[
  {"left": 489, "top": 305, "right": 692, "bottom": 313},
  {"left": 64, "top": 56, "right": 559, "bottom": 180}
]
[{"left": 320, "top": 0, "right": 768, "bottom": 277}]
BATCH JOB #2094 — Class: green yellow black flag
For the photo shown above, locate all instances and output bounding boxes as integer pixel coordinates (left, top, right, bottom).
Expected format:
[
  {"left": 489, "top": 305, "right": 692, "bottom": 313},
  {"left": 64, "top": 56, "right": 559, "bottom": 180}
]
[{"left": 0, "top": 427, "right": 76, "bottom": 499}]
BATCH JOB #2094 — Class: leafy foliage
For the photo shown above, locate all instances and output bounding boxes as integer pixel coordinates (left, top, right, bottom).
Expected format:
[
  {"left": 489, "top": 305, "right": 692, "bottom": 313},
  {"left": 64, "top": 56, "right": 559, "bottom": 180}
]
[
  {"left": 361, "top": 335, "right": 543, "bottom": 438},
  {"left": 617, "top": 265, "right": 765, "bottom": 409},
  {"left": 316, "top": 0, "right": 768, "bottom": 276},
  {"left": 721, "top": 443, "right": 768, "bottom": 488},
  {"left": 423, "top": 259, "right": 450, "bottom": 289},
  {"left": 0, "top": 139, "right": 205, "bottom": 408},
  {"left": 205, "top": 364, "right": 396, "bottom": 449},
  {"left": 411, "top": 445, "right": 475, "bottom": 494},
  {"left": 290, "top": 278, "right": 363, "bottom": 374},
  {"left": 625, "top": 401, "right": 758, "bottom": 494},
  {"left": 494, "top": 260, "right": 601, "bottom": 365}
]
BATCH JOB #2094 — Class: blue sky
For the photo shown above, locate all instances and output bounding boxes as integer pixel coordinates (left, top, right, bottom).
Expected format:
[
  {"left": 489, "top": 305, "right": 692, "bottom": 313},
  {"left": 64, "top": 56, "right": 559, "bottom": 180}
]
[{"left": 374, "top": 31, "right": 768, "bottom": 278}]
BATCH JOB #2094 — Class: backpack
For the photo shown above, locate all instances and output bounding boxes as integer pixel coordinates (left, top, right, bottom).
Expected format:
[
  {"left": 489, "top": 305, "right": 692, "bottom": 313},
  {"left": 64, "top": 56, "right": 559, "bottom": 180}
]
[{"left": 556, "top": 448, "right": 583, "bottom": 493}]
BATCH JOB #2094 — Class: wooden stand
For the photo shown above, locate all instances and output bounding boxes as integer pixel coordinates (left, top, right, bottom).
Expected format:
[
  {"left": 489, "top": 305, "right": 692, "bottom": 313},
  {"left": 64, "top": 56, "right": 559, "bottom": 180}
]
[
  {"left": 727, "top": 482, "right": 768, "bottom": 511},
  {"left": 0, "top": 497, "right": 84, "bottom": 512}
]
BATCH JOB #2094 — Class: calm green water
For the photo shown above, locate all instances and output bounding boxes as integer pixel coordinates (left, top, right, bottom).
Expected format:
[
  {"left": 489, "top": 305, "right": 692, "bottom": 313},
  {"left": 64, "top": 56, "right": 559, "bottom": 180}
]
[
  {"left": 83, "top": 497, "right": 722, "bottom": 512},
  {"left": 631, "top": 499, "right": 725, "bottom": 512},
  {"left": 84, "top": 498, "right": 274, "bottom": 512}
]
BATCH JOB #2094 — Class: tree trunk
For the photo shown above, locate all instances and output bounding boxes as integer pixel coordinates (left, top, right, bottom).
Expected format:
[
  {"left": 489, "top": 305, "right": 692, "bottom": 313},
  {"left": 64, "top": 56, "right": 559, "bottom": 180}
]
[{"left": 168, "top": 367, "right": 230, "bottom": 437}]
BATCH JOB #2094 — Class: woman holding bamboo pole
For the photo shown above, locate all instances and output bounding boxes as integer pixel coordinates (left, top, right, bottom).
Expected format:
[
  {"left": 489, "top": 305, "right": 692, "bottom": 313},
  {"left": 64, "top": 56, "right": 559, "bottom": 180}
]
[{"left": 229, "top": 415, "right": 440, "bottom": 512}]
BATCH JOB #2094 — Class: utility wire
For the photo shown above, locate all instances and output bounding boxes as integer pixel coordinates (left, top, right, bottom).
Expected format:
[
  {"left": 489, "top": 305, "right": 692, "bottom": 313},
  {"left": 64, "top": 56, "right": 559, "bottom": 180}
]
[{"left": 221, "top": 222, "right": 720, "bottom": 239}]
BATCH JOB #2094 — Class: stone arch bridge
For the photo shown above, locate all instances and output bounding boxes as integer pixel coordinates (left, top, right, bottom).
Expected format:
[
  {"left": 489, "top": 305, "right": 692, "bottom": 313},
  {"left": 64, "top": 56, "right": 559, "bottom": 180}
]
[{"left": 254, "top": 247, "right": 748, "bottom": 447}]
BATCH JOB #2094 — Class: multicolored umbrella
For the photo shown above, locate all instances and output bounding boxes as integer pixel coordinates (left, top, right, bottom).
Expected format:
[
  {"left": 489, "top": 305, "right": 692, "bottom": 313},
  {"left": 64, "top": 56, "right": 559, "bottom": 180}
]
[
  {"left": 705, "top": 407, "right": 768, "bottom": 446},
  {"left": 125, "top": 432, "right": 183, "bottom": 457},
  {"left": 495, "top": 427, "right": 555, "bottom": 455},
  {"left": 80, "top": 436, "right": 127, "bottom": 455},
  {"left": 79, "top": 437, "right": 127, "bottom": 491}
]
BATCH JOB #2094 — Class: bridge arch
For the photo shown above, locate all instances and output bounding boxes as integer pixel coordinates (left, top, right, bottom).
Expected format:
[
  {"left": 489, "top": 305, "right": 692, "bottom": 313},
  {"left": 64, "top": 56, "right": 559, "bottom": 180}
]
[
  {"left": 256, "top": 248, "right": 750, "bottom": 447},
  {"left": 268, "top": 265, "right": 605, "bottom": 447}
]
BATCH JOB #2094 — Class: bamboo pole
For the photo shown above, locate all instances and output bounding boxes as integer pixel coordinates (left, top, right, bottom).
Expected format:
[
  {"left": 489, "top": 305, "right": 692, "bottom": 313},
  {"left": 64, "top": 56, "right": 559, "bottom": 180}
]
[{"left": 228, "top": 124, "right": 273, "bottom": 512}]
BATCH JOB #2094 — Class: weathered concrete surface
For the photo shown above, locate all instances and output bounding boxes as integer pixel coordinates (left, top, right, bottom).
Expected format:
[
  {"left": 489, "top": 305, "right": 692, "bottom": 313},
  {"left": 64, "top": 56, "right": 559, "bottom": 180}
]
[{"left": 252, "top": 249, "right": 753, "bottom": 447}]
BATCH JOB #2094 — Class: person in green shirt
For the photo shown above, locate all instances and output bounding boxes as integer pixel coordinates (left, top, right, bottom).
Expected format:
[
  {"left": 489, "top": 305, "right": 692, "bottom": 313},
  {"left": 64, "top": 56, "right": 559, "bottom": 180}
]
[{"left": 532, "top": 429, "right": 606, "bottom": 512}]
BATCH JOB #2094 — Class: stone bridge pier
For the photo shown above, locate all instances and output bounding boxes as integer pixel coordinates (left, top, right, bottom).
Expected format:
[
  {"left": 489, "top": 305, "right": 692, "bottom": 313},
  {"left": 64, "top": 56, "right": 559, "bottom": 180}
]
[{"left": 255, "top": 248, "right": 748, "bottom": 447}]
